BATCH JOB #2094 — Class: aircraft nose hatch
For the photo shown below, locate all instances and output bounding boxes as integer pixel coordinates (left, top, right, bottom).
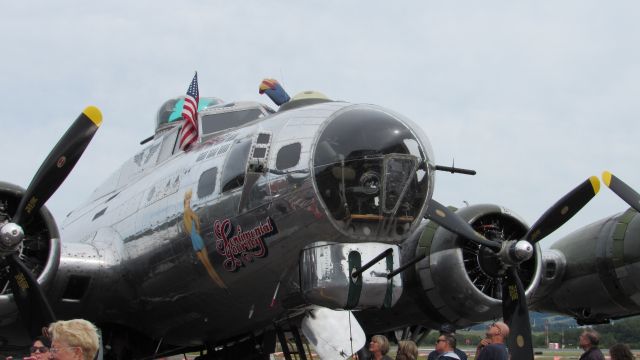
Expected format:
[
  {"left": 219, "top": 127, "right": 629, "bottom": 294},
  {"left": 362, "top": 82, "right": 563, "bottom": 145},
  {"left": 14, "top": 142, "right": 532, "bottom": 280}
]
[{"left": 313, "top": 106, "right": 431, "bottom": 241}]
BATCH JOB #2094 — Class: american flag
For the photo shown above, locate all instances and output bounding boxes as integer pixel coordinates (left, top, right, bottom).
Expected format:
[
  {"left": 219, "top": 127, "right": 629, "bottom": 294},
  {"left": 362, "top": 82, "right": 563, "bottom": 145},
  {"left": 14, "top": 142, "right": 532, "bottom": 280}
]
[{"left": 178, "top": 72, "right": 200, "bottom": 151}]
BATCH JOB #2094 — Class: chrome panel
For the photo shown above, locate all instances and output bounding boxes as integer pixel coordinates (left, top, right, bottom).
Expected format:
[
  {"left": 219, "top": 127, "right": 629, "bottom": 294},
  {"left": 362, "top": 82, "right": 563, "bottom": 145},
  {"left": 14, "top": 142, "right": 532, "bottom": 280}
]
[{"left": 300, "top": 242, "right": 402, "bottom": 309}]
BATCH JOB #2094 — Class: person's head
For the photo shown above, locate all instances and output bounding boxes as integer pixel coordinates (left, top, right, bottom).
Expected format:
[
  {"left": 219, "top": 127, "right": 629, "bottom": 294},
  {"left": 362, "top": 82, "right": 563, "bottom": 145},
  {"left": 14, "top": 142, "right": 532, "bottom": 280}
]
[
  {"left": 579, "top": 330, "right": 600, "bottom": 351},
  {"left": 396, "top": 340, "right": 418, "bottom": 360},
  {"left": 486, "top": 322, "right": 509, "bottom": 344},
  {"left": 368, "top": 335, "right": 390, "bottom": 355},
  {"left": 48, "top": 319, "right": 99, "bottom": 360},
  {"left": 30, "top": 335, "right": 51, "bottom": 360},
  {"left": 436, "top": 333, "right": 456, "bottom": 354},
  {"left": 609, "top": 343, "right": 634, "bottom": 360}
]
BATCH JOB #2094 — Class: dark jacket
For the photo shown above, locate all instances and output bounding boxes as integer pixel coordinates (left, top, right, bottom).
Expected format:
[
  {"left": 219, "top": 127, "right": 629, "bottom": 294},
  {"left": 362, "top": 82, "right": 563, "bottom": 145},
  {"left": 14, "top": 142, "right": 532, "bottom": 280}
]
[
  {"left": 579, "top": 347, "right": 605, "bottom": 360},
  {"left": 476, "top": 343, "right": 508, "bottom": 360},
  {"left": 437, "top": 351, "right": 461, "bottom": 360},
  {"left": 427, "top": 348, "right": 468, "bottom": 360}
]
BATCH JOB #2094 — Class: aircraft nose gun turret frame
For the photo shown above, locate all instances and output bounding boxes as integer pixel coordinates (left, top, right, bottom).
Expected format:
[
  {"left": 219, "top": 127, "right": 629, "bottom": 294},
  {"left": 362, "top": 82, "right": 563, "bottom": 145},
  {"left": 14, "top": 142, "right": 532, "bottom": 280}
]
[{"left": 312, "top": 105, "right": 434, "bottom": 243}]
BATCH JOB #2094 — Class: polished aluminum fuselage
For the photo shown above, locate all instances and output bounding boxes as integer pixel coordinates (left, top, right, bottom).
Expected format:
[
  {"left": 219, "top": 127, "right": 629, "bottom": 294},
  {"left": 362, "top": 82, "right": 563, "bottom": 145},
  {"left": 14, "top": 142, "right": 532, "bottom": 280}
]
[{"left": 52, "top": 101, "right": 434, "bottom": 346}]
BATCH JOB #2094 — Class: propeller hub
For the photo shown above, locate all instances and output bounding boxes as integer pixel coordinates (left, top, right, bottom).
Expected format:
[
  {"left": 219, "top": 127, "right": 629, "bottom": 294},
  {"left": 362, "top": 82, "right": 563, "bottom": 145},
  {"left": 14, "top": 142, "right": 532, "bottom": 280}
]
[
  {"left": 477, "top": 246, "right": 506, "bottom": 277},
  {"left": 0, "top": 222, "right": 24, "bottom": 252},
  {"left": 503, "top": 240, "right": 534, "bottom": 265}
]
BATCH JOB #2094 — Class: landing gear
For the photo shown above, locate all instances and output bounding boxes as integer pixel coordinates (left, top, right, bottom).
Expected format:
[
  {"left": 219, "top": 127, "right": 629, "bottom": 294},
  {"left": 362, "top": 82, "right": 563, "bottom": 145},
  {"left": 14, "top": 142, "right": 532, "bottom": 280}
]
[
  {"left": 194, "top": 332, "right": 276, "bottom": 360},
  {"left": 275, "top": 324, "right": 311, "bottom": 360}
]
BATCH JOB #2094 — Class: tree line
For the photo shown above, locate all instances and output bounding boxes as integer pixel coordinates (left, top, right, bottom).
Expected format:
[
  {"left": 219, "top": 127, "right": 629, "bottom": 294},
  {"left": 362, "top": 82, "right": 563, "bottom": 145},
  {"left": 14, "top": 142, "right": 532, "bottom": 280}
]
[{"left": 418, "top": 316, "right": 640, "bottom": 349}]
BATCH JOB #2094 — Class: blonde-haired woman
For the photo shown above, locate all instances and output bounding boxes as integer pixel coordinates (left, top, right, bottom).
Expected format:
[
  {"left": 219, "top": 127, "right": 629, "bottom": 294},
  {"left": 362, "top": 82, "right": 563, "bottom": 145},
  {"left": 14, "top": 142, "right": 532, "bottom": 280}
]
[
  {"left": 367, "top": 335, "right": 393, "bottom": 360},
  {"left": 183, "top": 189, "right": 227, "bottom": 289},
  {"left": 47, "top": 319, "right": 99, "bottom": 360},
  {"left": 396, "top": 340, "right": 419, "bottom": 360}
]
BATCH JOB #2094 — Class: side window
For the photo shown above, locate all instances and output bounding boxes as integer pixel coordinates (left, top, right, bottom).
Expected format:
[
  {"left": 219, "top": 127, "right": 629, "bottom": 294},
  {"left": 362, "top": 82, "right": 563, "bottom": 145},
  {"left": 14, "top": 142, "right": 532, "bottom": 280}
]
[
  {"left": 133, "top": 142, "right": 161, "bottom": 170},
  {"left": 276, "top": 142, "right": 302, "bottom": 170},
  {"left": 157, "top": 127, "right": 180, "bottom": 164},
  {"left": 197, "top": 167, "right": 218, "bottom": 198},
  {"left": 172, "top": 125, "right": 187, "bottom": 154},
  {"left": 118, "top": 141, "right": 160, "bottom": 187},
  {"left": 221, "top": 138, "right": 252, "bottom": 192}
]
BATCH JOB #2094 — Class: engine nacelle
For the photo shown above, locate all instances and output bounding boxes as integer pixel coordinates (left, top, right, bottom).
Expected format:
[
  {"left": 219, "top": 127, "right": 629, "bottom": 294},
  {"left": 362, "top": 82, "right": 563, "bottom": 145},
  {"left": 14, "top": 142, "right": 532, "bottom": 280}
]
[
  {"left": 0, "top": 181, "right": 60, "bottom": 326},
  {"left": 410, "top": 204, "right": 541, "bottom": 327},
  {"left": 531, "top": 208, "right": 640, "bottom": 324},
  {"left": 355, "top": 203, "right": 543, "bottom": 334}
]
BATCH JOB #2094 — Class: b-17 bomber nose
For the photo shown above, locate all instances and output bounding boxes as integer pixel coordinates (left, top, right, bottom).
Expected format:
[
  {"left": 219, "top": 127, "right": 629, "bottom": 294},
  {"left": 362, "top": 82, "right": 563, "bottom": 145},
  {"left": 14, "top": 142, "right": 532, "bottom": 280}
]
[{"left": 312, "top": 105, "right": 434, "bottom": 242}]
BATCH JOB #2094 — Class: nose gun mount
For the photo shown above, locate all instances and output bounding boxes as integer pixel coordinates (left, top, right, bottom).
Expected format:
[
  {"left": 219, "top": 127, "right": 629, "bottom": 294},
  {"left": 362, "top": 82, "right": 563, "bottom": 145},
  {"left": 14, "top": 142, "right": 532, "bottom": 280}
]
[{"left": 312, "top": 105, "right": 435, "bottom": 243}]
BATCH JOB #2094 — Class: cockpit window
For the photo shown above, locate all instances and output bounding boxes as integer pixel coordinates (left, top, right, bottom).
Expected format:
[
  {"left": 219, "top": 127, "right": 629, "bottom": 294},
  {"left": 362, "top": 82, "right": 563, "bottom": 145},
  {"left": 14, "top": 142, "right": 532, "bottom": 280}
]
[
  {"left": 221, "top": 138, "right": 252, "bottom": 192},
  {"left": 201, "top": 109, "right": 263, "bottom": 135},
  {"left": 157, "top": 126, "right": 179, "bottom": 164},
  {"left": 156, "top": 96, "right": 223, "bottom": 133},
  {"left": 276, "top": 143, "right": 302, "bottom": 170},
  {"left": 198, "top": 167, "right": 218, "bottom": 198}
]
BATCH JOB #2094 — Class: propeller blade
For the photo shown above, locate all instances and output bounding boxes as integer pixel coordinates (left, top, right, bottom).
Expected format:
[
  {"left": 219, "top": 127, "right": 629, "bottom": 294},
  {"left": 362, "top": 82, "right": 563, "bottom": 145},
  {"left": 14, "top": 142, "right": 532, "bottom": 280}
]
[
  {"left": 524, "top": 176, "right": 600, "bottom": 244},
  {"left": 425, "top": 199, "right": 501, "bottom": 250},
  {"left": 603, "top": 171, "right": 640, "bottom": 212},
  {"left": 6, "top": 254, "right": 56, "bottom": 338},
  {"left": 502, "top": 267, "right": 534, "bottom": 360},
  {"left": 13, "top": 106, "right": 102, "bottom": 225}
]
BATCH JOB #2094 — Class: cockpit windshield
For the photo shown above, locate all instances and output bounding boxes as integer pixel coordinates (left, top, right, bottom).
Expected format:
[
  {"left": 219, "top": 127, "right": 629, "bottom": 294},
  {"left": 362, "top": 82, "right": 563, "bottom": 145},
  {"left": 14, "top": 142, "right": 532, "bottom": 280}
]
[
  {"left": 155, "top": 96, "right": 223, "bottom": 133},
  {"left": 201, "top": 109, "right": 264, "bottom": 135}
]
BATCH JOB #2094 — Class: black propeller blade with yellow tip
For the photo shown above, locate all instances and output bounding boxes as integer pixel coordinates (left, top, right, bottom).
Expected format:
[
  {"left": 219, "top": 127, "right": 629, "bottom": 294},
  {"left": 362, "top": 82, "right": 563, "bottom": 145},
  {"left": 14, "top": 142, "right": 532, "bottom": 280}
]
[
  {"left": 502, "top": 176, "right": 599, "bottom": 360},
  {"left": 0, "top": 106, "right": 102, "bottom": 338},
  {"left": 524, "top": 176, "right": 601, "bottom": 244},
  {"left": 12, "top": 106, "right": 103, "bottom": 224},
  {"left": 426, "top": 176, "right": 600, "bottom": 249},
  {"left": 602, "top": 171, "right": 640, "bottom": 212},
  {"left": 427, "top": 176, "right": 600, "bottom": 360}
]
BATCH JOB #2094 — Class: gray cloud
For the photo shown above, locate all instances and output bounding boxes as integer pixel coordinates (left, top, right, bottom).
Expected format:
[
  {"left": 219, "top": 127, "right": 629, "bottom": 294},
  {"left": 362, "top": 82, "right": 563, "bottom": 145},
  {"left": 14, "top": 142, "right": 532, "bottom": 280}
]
[{"left": 2, "top": 1, "right": 639, "bottom": 247}]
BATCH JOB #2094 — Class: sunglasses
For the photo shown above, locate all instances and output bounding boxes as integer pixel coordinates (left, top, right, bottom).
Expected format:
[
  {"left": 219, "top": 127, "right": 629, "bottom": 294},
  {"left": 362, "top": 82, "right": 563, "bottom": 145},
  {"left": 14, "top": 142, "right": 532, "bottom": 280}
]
[{"left": 30, "top": 346, "right": 49, "bottom": 353}]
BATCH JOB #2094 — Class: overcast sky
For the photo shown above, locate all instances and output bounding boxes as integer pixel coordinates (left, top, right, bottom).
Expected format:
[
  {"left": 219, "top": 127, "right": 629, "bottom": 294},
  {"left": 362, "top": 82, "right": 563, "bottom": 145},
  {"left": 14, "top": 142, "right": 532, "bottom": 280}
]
[{"left": 2, "top": 1, "right": 639, "bottom": 249}]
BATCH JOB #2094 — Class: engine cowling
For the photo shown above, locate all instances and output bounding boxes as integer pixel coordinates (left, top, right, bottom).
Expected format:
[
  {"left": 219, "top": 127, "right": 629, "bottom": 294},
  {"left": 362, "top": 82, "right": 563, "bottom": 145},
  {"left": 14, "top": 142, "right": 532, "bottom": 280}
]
[
  {"left": 0, "top": 181, "right": 60, "bottom": 325},
  {"left": 411, "top": 203, "right": 542, "bottom": 327},
  {"left": 531, "top": 208, "right": 640, "bottom": 324},
  {"left": 355, "top": 203, "right": 543, "bottom": 334}
]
